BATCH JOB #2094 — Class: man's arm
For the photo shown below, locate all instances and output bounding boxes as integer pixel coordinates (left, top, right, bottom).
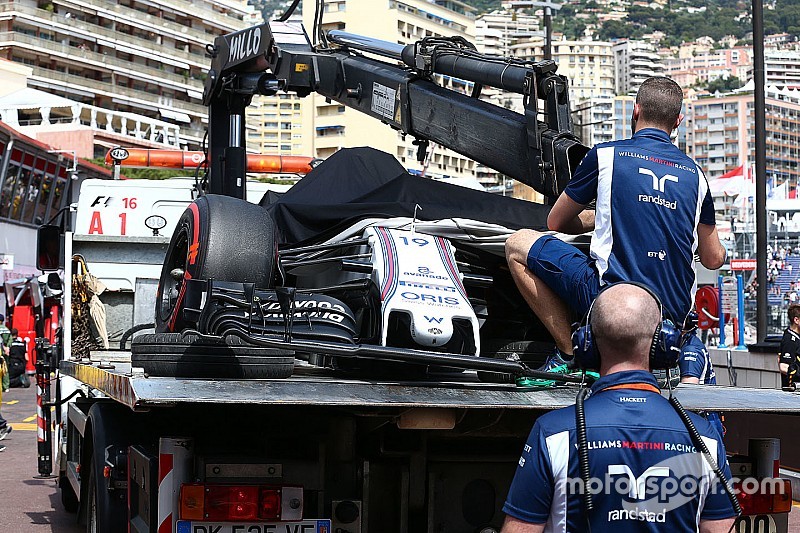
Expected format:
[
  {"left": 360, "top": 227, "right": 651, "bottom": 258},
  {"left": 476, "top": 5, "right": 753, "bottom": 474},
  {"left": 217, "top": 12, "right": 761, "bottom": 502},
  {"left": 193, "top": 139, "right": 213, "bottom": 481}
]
[
  {"left": 501, "top": 515, "right": 545, "bottom": 533},
  {"left": 681, "top": 376, "right": 701, "bottom": 384},
  {"left": 696, "top": 223, "right": 726, "bottom": 269},
  {"left": 547, "top": 193, "right": 595, "bottom": 234},
  {"left": 699, "top": 518, "right": 735, "bottom": 533}
]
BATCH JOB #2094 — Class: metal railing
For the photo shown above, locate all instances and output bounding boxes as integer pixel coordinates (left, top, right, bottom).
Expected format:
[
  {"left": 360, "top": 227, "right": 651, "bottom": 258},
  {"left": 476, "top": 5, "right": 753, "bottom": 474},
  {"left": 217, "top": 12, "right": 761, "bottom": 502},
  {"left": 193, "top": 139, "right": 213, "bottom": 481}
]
[
  {"left": 57, "top": 0, "right": 244, "bottom": 33},
  {"left": 29, "top": 65, "right": 208, "bottom": 118},
  {"left": 0, "top": 32, "right": 204, "bottom": 91},
  {"left": 0, "top": 3, "right": 207, "bottom": 68}
]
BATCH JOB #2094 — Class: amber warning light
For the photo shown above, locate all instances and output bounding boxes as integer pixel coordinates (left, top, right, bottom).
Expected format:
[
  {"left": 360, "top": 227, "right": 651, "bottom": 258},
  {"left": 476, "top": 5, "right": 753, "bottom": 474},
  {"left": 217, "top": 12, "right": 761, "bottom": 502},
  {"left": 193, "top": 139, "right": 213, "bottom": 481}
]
[{"left": 105, "top": 148, "right": 316, "bottom": 174}]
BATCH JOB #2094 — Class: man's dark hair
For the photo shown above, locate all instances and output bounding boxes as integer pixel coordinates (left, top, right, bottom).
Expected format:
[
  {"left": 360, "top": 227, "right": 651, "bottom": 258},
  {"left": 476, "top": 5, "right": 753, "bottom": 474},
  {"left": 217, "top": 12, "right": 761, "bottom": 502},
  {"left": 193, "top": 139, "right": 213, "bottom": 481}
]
[
  {"left": 636, "top": 77, "right": 683, "bottom": 131},
  {"left": 789, "top": 304, "right": 800, "bottom": 323},
  {"left": 10, "top": 328, "right": 17, "bottom": 336}
]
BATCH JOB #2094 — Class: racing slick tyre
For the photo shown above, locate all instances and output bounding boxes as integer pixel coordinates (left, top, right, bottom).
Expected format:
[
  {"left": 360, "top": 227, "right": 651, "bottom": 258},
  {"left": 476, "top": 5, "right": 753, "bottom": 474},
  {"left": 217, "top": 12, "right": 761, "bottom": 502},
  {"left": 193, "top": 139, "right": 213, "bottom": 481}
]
[
  {"left": 477, "top": 340, "right": 552, "bottom": 384},
  {"left": 156, "top": 194, "right": 278, "bottom": 333},
  {"left": 131, "top": 333, "right": 295, "bottom": 379}
]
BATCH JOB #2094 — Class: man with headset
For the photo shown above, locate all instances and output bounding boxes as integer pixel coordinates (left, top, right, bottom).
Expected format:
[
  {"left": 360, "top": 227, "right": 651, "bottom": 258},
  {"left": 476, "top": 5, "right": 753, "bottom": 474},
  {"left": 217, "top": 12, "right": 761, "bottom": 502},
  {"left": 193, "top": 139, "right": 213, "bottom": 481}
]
[
  {"left": 679, "top": 312, "right": 725, "bottom": 439},
  {"left": 505, "top": 77, "right": 726, "bottom": 367},
  {"left": 502, "top": 283, "right": 736, "bottom": 532}
]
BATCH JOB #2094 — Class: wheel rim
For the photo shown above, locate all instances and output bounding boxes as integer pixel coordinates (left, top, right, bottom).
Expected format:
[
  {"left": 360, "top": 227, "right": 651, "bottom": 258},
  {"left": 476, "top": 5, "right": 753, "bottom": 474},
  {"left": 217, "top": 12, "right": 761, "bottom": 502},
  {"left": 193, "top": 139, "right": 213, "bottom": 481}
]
[{"left": 158, "top": 227, "right": 189, "bottom": 327}]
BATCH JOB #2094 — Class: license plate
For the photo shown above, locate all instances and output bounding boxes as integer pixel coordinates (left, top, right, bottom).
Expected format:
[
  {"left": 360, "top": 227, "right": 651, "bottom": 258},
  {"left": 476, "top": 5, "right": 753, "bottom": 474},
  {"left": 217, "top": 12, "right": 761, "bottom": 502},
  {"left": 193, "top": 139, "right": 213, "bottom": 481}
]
[{"left": 176, "top": 519, "right": 332, "bottom": 533}]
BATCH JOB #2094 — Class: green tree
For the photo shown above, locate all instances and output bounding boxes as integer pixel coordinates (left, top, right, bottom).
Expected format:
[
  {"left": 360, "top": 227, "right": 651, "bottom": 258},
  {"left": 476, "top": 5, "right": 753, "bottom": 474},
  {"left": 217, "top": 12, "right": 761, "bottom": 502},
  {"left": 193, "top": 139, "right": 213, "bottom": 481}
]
[{"left": 706, "top": 75, "right": 745, "bottom": 93}]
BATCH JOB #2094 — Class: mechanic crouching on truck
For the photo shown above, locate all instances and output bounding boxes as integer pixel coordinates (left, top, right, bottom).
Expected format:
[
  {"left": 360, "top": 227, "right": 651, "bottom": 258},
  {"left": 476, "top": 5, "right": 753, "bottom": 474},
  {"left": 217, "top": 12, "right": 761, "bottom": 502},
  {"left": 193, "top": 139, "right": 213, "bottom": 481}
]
[
  {"left": 505, "top": 76, "right": 726, "bottom": 370},
  {"left": 501, "top": 283, "right": 736, "bottom": 532}
]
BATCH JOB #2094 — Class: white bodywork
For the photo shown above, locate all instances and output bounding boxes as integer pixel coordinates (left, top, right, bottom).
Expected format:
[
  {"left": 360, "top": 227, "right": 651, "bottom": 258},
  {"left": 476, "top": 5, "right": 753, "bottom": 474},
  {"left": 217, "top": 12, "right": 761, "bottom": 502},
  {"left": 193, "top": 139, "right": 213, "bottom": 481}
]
[{"left": 366, "top": 226, "right": 480, "bottom": 354}]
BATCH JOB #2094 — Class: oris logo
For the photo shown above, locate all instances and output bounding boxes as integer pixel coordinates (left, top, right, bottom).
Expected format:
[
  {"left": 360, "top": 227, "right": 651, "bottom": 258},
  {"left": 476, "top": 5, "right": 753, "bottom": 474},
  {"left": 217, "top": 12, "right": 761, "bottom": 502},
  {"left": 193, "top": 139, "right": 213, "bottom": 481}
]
[{"left": 228, "top": 28, "right": 262, "bottom": 63}]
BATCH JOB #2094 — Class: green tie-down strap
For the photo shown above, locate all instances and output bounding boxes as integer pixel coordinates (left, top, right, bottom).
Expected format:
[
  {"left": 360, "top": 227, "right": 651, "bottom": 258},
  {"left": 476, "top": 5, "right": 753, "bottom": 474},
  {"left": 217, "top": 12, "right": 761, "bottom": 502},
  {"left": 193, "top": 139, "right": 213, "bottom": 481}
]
[{"left": 516, "top": 364, "right": 600, "bottom": 388}]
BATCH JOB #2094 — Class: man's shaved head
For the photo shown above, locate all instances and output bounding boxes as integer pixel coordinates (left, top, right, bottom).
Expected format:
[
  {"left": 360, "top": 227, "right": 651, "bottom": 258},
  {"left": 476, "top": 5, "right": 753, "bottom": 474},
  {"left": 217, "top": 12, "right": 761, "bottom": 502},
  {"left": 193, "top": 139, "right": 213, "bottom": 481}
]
[{"left": 591, "top": 284, "right": 662, "bottom": 369}]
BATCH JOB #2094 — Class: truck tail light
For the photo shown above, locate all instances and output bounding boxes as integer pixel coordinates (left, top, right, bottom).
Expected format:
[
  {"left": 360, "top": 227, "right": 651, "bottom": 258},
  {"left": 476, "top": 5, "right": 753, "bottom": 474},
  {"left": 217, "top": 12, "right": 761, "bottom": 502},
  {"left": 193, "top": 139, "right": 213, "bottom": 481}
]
[
  {"left": 259, "top": 488, "right": 281, "bottom": 520},
  {"left": 734, "top": 478, "right": 792, "bottom": 515},
  {"left": 206, "top": 485, "right": 260, "bottom": 521},
  {"left": 180, "top": 484, "right": 303, "bottom": 521}
]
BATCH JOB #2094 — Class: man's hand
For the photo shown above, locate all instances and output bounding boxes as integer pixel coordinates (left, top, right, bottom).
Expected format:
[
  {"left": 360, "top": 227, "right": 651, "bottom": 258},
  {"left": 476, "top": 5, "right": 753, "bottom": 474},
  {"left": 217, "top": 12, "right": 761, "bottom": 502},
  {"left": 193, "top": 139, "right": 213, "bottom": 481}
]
[
  {"left": 501, "top": 515, "right": 545, "bottom": 533},
  {"left": 547, "top": 193, "right": 594, "bottom": 235},
  {"left": 696, "top": 223, "right": 726, "bottom": 269}
]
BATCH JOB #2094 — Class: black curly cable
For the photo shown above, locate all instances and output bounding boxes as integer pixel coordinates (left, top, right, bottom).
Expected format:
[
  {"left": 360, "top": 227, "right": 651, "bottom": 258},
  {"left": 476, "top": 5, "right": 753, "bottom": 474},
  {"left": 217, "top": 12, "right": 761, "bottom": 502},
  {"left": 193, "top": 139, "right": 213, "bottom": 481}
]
[
  {"left": 575, "top": 386, "right": 594, "bottom": 529},
  {"left": 668, "top": 395, "right": 743, "bottom": 518}
]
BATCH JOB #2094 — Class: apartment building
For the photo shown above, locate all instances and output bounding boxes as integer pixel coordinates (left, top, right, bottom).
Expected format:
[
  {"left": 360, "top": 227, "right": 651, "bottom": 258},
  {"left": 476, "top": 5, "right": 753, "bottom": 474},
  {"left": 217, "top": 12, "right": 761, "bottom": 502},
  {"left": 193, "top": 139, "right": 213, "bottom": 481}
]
[
  {"left": 613, "top": 40, "right": 665, "bottom": 95},
  {"left": 300, "top": 0, "right": 480, "bottom": 181},
  {"left": 474, "top": 10, "right": 539, "bottom": 57},
  {"left": 0, "top": 0, "right": 256, "bottom": 152},
  {"left": 689, "top": 87, "right": 800, "bottom": 195},
  {"left": 575, "top": 94, "right": 637, "bottom": 146},
  {"left": 510, "top": 38, "right": 615, "bottom": 101},
  {"left": 664, "top": 46, "right": 752, "bottom": 87},
  {"left": 247, "top": 93, "right": 312, "bottom": 157},
  {"left": 763, "top": 50, "right": 800, "bottom": 88}
]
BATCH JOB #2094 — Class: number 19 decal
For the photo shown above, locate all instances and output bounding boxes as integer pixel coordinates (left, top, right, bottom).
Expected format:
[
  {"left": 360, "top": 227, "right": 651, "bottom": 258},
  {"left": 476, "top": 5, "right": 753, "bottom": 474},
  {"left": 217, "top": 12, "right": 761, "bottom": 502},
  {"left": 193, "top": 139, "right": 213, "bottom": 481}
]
[{"left": 399, "top": 236, "right": 429, "bottom": 246}]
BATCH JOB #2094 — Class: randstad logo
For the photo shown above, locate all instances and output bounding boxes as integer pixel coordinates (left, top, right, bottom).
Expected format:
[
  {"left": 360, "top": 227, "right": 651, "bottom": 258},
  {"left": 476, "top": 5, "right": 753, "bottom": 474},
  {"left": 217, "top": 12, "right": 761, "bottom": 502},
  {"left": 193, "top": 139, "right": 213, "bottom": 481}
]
[
  {"left": 639, "top": 168, "right": 679, "bottom": 193},
  {"left": 638, "top": 194, "right": 677, "bottom": 210}
]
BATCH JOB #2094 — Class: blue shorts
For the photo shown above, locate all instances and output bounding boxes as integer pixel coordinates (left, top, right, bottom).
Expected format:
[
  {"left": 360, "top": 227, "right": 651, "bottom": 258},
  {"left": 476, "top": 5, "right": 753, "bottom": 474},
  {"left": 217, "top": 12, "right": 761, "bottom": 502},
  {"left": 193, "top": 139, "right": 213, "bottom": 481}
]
[{"left": 527, "top": 235, "right": 600, "bottom": 319}]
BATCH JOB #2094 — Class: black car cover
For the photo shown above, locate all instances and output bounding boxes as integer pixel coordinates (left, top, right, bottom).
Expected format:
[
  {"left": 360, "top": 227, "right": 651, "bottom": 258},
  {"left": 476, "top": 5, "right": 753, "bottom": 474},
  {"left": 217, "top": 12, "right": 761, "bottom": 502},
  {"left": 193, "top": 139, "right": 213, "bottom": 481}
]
[{"left": 260, "top": 147, "right": 550, "bottom": 245}]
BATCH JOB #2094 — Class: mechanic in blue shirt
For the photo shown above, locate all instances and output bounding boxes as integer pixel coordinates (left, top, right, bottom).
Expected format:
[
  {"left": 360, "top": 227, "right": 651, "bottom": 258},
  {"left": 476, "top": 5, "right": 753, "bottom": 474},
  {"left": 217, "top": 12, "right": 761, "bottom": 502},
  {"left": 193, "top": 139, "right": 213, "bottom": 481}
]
[
  {"left": 505, "top": 77, "right": 726, "bottom": 366},
  {"left": 679, "top": 312, "right": 725, "bottom": 439},
  {"left": 502, "top": 283, "right": 736, "bottom": 532}
]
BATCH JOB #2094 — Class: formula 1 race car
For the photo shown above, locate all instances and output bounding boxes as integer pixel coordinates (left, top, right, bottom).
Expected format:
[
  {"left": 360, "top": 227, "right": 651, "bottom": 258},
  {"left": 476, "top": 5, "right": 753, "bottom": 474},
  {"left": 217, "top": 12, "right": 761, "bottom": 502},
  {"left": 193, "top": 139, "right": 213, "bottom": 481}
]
[{"left": 133, "top": 148, "right": 587, "bottom": 382}]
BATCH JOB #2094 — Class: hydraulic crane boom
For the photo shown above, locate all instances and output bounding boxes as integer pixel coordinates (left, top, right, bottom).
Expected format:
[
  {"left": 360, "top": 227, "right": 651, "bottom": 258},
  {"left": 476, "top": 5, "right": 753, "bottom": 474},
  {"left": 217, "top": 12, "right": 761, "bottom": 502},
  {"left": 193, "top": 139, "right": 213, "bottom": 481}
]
[{"left": 201, "top": 20, "right": 588, "bottom": 200}]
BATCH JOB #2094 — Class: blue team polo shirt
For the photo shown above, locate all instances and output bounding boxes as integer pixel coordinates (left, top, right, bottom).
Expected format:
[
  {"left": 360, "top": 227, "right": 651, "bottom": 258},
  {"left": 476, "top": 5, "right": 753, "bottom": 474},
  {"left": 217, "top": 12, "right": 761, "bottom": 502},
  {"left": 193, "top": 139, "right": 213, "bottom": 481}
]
[
  {"left": 503, "top": 370, "right": 735, "bottom": 532},
  {"left": 564, "top": 129, "right": 716, "bottom": 321}
]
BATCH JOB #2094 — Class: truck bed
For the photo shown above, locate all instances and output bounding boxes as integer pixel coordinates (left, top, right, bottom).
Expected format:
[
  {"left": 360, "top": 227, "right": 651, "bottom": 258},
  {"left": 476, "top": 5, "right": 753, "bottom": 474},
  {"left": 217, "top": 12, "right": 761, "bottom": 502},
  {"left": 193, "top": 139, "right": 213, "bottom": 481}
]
[{"left": 60, "top": 352, "right": 800, "bottom": 413}]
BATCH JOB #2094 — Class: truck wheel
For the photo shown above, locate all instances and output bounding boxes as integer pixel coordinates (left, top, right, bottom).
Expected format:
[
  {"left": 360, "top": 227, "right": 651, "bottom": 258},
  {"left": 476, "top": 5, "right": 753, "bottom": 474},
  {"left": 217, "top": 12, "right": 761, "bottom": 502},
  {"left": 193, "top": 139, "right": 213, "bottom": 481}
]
[
  {"left": 59, "top": 473, "right": 79, "bottom": 513},
  {"left": 85, "top": 460, "right": 98, "bottom": 533},
  {"left": 156, "top": 194, "right": 278, "bottom": 333},
  {"left": 131, "top": 332, "right": 294, "bottom": 379}
]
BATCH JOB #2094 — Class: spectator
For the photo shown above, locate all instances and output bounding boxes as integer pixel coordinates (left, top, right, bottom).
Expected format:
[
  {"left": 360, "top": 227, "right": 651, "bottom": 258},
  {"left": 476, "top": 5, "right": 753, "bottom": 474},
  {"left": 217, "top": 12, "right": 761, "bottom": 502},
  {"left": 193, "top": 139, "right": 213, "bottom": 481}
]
[
  {"left": 501, "top": 284, "right": 736, "bottom": 532},
  {"left": 7, "top": 329, "right": 29, "bottom": 388},
  {"left": 0, "top": 315, "right": 10, "bottom": 393}
]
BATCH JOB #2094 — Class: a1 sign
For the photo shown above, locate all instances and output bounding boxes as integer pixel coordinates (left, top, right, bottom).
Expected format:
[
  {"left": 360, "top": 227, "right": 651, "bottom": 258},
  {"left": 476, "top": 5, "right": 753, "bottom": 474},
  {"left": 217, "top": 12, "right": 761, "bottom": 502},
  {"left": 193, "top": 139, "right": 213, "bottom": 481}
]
[{"left": 730, "top": 258, "right": 757, "bottom": 271}]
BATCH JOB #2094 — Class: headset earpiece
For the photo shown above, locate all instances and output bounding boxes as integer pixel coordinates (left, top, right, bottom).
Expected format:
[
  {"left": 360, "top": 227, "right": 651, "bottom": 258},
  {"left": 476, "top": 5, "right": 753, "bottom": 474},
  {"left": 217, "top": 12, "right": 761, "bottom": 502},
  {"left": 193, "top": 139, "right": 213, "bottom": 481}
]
[{"left": 570, "top": 282, "right": 682, "bottom": 371}]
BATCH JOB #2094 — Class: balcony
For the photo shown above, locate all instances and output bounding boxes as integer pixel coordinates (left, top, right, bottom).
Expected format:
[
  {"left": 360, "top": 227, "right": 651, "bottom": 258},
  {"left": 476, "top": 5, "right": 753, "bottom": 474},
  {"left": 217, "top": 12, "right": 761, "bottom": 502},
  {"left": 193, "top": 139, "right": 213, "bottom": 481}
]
[
  {"left": 56, "top": 0, "right": 244, "bottom": 33},
  {"left": 0, "top": 32, "right": 203, "bottom": 93},
  {"left": 50, "top": 0, "right": 214, "bottom": 46},
  {"left": 0, "top": 3, "right": 208, "bottom": 69},
  {"left": 29, "top": 65, "right": 208, "bottom": 118}
]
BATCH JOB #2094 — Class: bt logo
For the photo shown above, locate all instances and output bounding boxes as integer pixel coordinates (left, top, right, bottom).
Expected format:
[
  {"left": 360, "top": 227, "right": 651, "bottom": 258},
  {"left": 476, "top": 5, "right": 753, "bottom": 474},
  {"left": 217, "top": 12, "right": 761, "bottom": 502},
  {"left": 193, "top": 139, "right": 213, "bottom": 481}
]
[
  {"left": 639, "top": 168, "right": 678, "bottom": 193},
  {"left": 647, "top": 250, "right": 667, "bottom": 261}
]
